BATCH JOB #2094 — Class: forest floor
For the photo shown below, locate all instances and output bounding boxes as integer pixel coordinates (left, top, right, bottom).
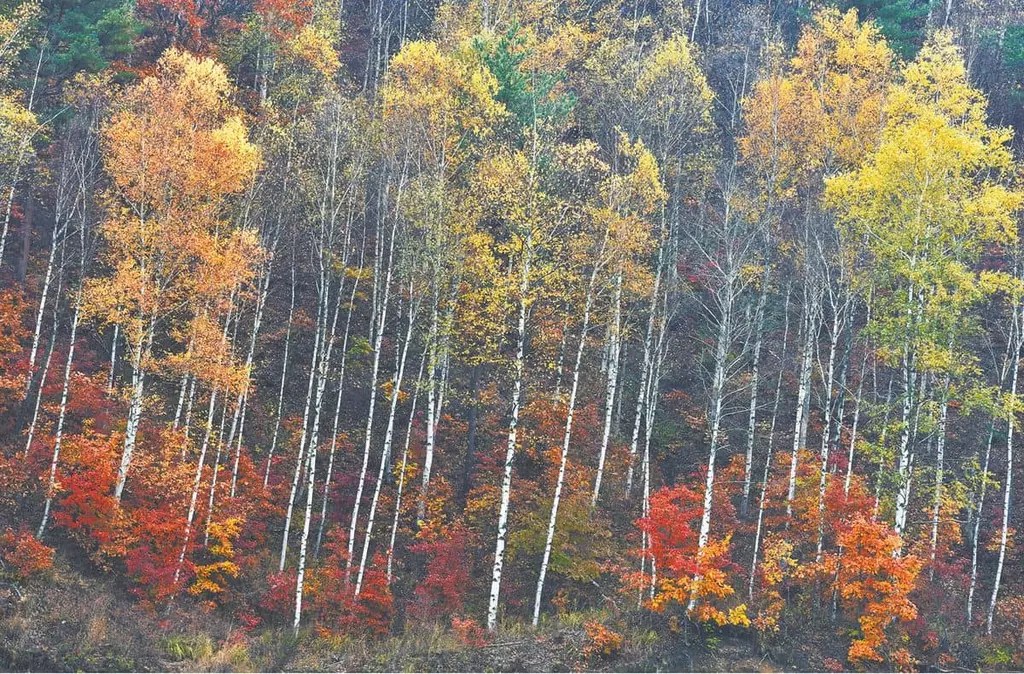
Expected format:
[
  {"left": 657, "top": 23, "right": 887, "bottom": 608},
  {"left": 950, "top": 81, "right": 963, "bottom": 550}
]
[{"left": 0, "top": 549, "right": 823, "bottom": 672}]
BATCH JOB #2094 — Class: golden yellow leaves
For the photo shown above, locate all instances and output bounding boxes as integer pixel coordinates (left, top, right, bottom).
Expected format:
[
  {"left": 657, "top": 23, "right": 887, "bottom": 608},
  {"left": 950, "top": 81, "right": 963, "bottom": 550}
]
[
  {"left": 741, "top": 8, "right": 894, "bottom": 191},
  {"left": 86, "top": 48, "right": 264, "bottom": 394},
  {"left": 189, "top": 518, "right": 242, "bottom": 597},
  {"left": 104, "top": 49, "right": 260, "bottom": 210},
  {"left": 286, "top": 24, "right": 339, "bottom": 78},
  {"left": 382, "top": 40, "right": 504, "bottom": 164},
  {"left": 826, "top": 31, "right": 1022, "bottom": 366}
]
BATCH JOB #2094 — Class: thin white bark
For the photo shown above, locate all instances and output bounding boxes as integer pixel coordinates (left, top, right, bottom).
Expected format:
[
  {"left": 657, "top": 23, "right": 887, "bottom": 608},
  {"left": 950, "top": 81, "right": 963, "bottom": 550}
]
[
  {"left": 487, "top": 232, "right": 532, "bottom": 633},
  {"left": 987, "top": 302, "right": 1024, "bottom": 635},
  {"left": 386, "top": 347, "right": 427, "bottom": 583},
  {"left": 265, "top": 251, "right": 297, "bottom": 487},
  {"left": 346, "top": 207, "right": 400, "bottom": 577},
  {"left": 593, "top": 268, "right": 623, "bottom": 507},
  {"left": 532, "top": 257, "right": 600, "bottom": 627},
  {"left": 742, "top": 279, "right": 768, "bottom": 517},
  {"left": 749, "top": 285, "right": 791, "bottom": 600},
  {"left": 786, "top": 287, "right": 819, "bottom": 516},
  {"left": 355, "top": 287, "right": 417, "bottom": 595}
]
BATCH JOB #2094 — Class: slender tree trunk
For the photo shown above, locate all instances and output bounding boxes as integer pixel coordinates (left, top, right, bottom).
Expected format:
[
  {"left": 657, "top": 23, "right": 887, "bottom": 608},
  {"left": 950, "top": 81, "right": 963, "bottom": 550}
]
[
  {"left": 749, "top": 285, "right": 791, "bottom": 600},
  {"left": 115, "top": 314, "right": 154, "bottom": 504},
  {"left": 387, "top": 348, "right": 427, "bottom": 583},
  {"left": 24, "top": 236, "right": 66, "bottom": 457},
  {"left": 894, "top": 286, "right": 920, "bottom": 538},
  {"left": 968, "top": 420, "right": 998, "bottom": 624},
  {"left": 786, "top": 287, "right": 818, "bottom": 517},
  {"left": 929, "top": 381, "right": 950, "bottom": 581},
  {"left": 107, "top": 323, "right": 119, "bottom": 393},
  {"left": 24, "top": 205, "right": 66, "bottom": 403},
  {"left": 626, "top": 253, "right": 663, "bottom": 497},
  {"left": 532, "top": 260, "right": 600, "bottom": 626},
  {"left": 265, "top": 253, "right": 297, "bottom": 487},
  {"left": 355, "top": 288, "right": 417, "bottom": 596},
  {"left": 417, "top": 297, "right": 440, "bottom": 521},
  {"left": 487, "top": 233, "right": 532, "bottom": 633},
  {"left": 173, "top": 387, "right": 219, "bottom": 588},
  {"left": 845, "top": 312, "right": 871, "bottom": 496},
  {"left": 38, "top": 294, "right": 81, "bottom": 538},
  {"left": 593, "top": 268, "right": 623, "bottom": 507},
  {"left": 279, "top": 279, "right": 328, "bottom": 571},
  {"left": 229, "top": 244, "right": 276, "bottom": 498},
  {"left": 742, "top": 278, "right": 768, "bottom": 517},
  {"left": 988, "top": 304, "right": 1023, "bottom": 635},
  {"left": 0, "top": 44, "right": 43, "bottom": 270},
  {"left": 640, "top": 291, "right": 669, "bottom": 604},
  {"left": 203, "top": 397, "right": 231, "bottom": 546},
  {"left": 346, "top": 211, "right": 399, "bottom": 577},
  {"left": 314, "top": 254, "right": 363, "bottom": 558},
  {"left": 815, "top": 302, "right": 844, "bottom": 562},
  {"left": 689, "top": 275, "right": 735, "bottom": 613}
]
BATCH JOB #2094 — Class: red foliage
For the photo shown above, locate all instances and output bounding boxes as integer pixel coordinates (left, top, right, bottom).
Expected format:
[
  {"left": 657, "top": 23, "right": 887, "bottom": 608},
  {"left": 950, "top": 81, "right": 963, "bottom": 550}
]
[
  {"left": 125, "top": 506, "right": 190, "bottom": 605},
  {"left": 410, "top": 521, "right": 473, "bottom": 620},
  {"left": 639, "top": 484, "right": 703, "bottom": 578},
  {"left": 451, "top": 616, "right": 486, "bottom": 647},
  {"left": 310, "top": 527, "right": 394, "bottom": 636},
  {"left": 259, "top": 568, "right": 298, "bottom": 621},
  {"left": 53, "top": 430, "right": 125, "bottom": 556},
  {"left": 1, "top": 528, "right": 54, "bottom": 580},
  {"left": 254, "top": 0, "right": 313, "bottom": 41}
]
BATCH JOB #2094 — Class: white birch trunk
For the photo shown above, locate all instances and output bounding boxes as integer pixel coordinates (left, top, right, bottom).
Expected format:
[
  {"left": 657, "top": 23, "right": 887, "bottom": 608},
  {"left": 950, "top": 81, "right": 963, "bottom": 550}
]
[
  {"left": 355, "top": 293, "right": 416, "bottom": 595},
  {"left": 114, "top": 315, "right": 154, "bottom": 504},
  {"left": 786, "top": 291, "right": 817, "bottom": 516},
  {"left": 626, "top": 258, "right": 663, "bottom": 497},
  {"left": 173, "top": 387, "right": 219, "bottom": 587},
  {"left": 346, "top": 213, "right": 399, "bottom": 576},
  {"left": 689, "top": 276, "right": 734, "bottom": 613},
  {"left": 929, "top": 386, "right": 949, "bottom": 580},
  {"left": 968, "top": 420, "right": 998, "bottom": 624},
  {"left": 749, "top": 286, "right": 791, "bottom": 600},
  {"left": 279, "top": 283, "right": 327, "bottom": 571},
  {"left": 487, "top": 233, "right": 531, "bottom": 633},
  {"left": 987, "top": 304, "right": 1023, "bottom": 635},
  {"left": 265, "top": 257, "right": 297, "bottom": 487},
  {"left": 532, "top": 251, "right": 602, "bottom": 626},
  {"left": 592, "top": 268, "right": 623, "bottom": 507},
  {"left": 38, "top": 294, "right": 81, "bottom": 538},
  {"left": 387, "top": 348, "right": 427, "bottom": 583},
  {"left": 742, "top": 280, "right": 768, "bottom": 517}
]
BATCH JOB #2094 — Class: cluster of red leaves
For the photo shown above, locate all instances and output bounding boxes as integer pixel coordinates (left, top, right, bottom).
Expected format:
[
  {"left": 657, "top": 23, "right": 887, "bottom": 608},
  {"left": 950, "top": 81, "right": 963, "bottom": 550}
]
[
  {"left": 308, "top": 526, "right": 394, "bottom": 636},
  {"left": 631, "top": 482, "right": 747, "bottom": 626},
  {"left": 254, "top": 0, "right": 313, "bottom": 41},
  {"left": 53, "top": 430, "right": 125, "bottom": 557},
  {"left": 409, "top": 520, "right": 473, "bottom": 620},
  {"left": 1, "top": 528, "right": 54, "bottom": 580},
  {"left": 450, "top": 616, "right": 486, "bottom": 647}
]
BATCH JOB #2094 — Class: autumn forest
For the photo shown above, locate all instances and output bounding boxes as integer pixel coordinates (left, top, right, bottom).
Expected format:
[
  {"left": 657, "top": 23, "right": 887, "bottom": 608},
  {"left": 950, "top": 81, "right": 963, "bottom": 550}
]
[{"left": 2, "top": 0, "right": 1024, "bottom": 671}]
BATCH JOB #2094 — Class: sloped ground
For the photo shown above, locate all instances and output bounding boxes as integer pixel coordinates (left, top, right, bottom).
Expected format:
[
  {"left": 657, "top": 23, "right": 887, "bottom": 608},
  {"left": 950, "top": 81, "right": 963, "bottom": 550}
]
[
  {"left": 1, "top": 551, "right": 796, "bottom": 673},
  {"left": 0, "top": 549, "right": 236, "bottom": 672}
]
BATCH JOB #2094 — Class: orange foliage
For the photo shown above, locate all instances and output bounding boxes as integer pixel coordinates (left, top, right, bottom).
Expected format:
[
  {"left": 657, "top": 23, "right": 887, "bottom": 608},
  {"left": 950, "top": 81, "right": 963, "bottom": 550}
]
[
  {"left": 1, "top": 528, "right": 54, "bottom": 580},
  {"left": 825, "top": 516, "right": 922, "bottom": 664},
  {"left": 583, "top": 621, "right": 623, "bottom": 659},
  {"left": 635, "top": 484, "right": 748, "bottom": 627}
]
